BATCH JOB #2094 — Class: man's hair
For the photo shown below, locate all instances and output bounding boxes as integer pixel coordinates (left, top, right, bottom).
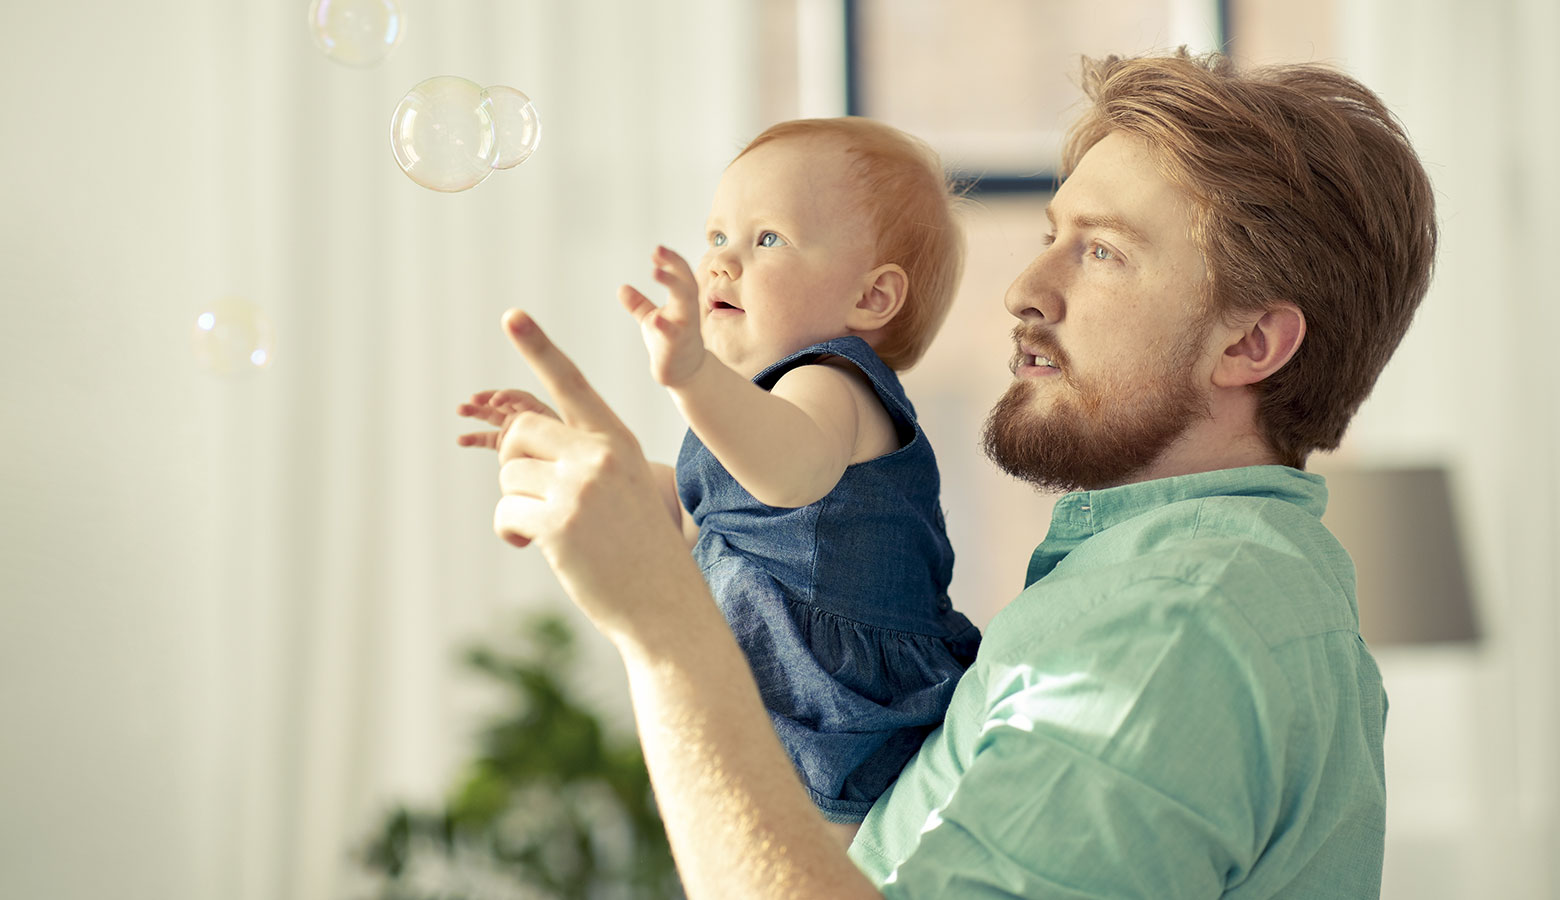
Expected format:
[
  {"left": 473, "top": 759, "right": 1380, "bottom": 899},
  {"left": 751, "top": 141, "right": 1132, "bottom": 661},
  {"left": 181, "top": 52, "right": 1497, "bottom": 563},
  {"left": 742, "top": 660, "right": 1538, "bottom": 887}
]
[
  {"left": 737, "top": 117, "right": 965, "bottom": 371},
  {"left": 1063, "top": 51, "right": 1438, "bottom": 467}
]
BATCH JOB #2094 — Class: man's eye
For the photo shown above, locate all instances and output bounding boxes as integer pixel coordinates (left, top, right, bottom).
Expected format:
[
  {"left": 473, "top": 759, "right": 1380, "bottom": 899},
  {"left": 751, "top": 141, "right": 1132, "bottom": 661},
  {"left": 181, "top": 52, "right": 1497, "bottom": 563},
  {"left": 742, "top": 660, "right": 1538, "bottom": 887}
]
[
  {"left": 1091, "top": 244, "right": 1113, "bottom": 260},
  {"left": 758, "top": 231, "right": 785, "bottom": 248},
  {"left": 711, "top": 232, "right": 727, "bottom": 247}
]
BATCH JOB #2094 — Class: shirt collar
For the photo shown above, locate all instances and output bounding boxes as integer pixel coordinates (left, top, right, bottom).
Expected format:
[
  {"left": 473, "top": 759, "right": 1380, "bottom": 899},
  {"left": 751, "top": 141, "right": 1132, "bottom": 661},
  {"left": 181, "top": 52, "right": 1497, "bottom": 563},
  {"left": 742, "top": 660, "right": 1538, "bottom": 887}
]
[{"left": 1026, "top": 465, "right": 1327, "bottom": 587}]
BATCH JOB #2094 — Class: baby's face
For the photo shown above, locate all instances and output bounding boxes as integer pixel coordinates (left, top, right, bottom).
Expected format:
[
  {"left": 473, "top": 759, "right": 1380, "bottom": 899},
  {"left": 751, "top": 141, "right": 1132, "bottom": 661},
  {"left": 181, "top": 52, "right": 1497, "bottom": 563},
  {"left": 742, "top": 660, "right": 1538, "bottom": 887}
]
[{"left": 697, "top": 136, "right": 879, "bottom": 379}]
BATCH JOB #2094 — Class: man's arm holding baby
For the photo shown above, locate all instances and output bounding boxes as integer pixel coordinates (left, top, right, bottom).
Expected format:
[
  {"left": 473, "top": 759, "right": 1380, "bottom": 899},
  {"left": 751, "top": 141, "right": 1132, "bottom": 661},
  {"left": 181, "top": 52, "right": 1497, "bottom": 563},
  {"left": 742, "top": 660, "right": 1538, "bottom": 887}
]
[{"left": 490, "top": 309, "right": 883, "bottom": 900}]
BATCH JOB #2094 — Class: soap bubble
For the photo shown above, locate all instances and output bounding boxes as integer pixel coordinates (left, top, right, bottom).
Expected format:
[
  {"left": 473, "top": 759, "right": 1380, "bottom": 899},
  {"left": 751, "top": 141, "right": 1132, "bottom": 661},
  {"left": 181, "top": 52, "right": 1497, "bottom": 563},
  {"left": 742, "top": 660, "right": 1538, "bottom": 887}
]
[
  {"left": 390, "top": 76, "right": 498, "bottom": 192},
  {"left": 308, "top": 0, "right": 404, "bottom": 67},
  {"left": 192, "top": 297, "right": 275, "bottom": 376},
  {"left": 481, "top": 86, "right": 542, "bottom": 169}
]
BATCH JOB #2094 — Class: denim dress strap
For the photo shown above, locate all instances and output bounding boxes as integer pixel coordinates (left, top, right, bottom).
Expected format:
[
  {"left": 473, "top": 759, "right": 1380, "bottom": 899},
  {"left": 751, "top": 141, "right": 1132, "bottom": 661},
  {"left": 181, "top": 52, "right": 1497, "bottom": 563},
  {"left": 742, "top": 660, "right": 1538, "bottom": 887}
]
[{"left": 754, "top": 335, "right": 922, "bottom": 450}]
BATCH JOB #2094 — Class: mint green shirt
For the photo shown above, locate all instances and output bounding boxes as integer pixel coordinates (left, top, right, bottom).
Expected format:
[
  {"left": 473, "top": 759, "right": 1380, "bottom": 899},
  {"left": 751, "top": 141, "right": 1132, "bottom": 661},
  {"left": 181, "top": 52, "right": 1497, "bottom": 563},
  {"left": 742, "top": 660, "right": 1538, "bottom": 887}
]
[{"left": 849, "top": 466, "right": 1387, "bottom": 898}]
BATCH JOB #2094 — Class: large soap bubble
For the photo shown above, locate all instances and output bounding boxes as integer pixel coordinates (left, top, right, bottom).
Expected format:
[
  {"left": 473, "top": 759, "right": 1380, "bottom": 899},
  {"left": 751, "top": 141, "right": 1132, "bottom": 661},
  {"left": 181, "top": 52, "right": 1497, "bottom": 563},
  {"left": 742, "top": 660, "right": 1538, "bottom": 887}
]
[
  {"left": 192, "top": 297, "right": 275, "bottom": 376},
  {"left": 482, "top": 86, "right": 542, "bottom": 169},
  {"left": 308, "top": 0, "right": 404, "bottom": 67},
  {"left": 390, "top": 76, "right": 498, "bottom": 192}
]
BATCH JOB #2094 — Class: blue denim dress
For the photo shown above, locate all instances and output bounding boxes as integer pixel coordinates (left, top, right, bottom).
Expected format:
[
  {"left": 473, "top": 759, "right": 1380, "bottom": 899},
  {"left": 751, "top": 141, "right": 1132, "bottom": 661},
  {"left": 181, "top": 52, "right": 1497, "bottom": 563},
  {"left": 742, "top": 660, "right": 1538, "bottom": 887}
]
[{"left": 676, "top": 336, "right": 981, "bottom": 823}]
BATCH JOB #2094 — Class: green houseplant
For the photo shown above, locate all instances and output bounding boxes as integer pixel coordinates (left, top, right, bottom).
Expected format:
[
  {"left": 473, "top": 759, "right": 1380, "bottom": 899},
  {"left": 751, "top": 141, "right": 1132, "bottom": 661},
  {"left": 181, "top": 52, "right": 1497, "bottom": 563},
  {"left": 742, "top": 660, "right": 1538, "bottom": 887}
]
[{"left": 356, "top": 614, "right": 682, "bottom": 900}]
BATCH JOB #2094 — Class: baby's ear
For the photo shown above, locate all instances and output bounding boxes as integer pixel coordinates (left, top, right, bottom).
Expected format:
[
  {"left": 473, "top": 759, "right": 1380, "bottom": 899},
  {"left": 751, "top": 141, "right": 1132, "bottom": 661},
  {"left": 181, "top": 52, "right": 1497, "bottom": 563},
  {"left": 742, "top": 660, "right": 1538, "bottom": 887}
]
[{"left": 848, "top": 264, "right": 908, "bottom": 332}]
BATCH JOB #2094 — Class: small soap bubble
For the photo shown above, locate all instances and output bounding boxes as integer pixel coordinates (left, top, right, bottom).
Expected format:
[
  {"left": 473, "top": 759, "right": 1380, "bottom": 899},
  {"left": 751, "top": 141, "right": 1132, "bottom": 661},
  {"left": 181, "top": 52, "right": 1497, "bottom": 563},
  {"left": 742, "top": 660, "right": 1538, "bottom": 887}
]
[
  {"left": 308, "top": 0, "right": 404, "bottom": 67},
  {"left": 192, "top": 297, "right": 275, "bottom": 376},
  {"left": 390, "top": 76, "right": 498, "bottom": 192},
  {"left": 481, "top": 86, "right": 542, "bottom": 169}
]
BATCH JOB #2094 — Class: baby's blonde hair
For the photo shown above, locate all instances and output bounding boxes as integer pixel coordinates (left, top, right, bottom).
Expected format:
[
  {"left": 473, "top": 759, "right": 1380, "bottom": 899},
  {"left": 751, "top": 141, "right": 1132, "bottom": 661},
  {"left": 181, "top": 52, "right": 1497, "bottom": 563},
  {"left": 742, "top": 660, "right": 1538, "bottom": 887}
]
[{"left": 735, "top": 117, "right": 965, "bottom": 371}]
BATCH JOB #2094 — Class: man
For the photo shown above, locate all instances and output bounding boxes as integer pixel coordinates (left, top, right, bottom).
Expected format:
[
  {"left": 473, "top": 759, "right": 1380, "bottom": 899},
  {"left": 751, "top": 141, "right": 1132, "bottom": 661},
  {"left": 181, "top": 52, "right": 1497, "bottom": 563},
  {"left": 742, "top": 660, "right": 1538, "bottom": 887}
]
[{"left": 478, "top": 51, "right": 1436, "bottom": 898}]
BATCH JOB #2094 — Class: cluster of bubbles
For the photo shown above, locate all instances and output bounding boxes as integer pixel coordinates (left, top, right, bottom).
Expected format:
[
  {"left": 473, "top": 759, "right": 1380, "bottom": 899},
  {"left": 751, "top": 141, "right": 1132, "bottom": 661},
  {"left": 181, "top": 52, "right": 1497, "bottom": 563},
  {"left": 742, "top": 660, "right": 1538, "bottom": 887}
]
[
  {"left": 192, "top": 297, "right": 275, "bottom": 377},
  {"left": 390, "top": 77, "right": 542, "bottom": 192},
  {"left": 197, "top": 3, "right": 544, "bottom": 374},
  {"left": 305, "top": 0, "right": 544, "bottom": 192}
]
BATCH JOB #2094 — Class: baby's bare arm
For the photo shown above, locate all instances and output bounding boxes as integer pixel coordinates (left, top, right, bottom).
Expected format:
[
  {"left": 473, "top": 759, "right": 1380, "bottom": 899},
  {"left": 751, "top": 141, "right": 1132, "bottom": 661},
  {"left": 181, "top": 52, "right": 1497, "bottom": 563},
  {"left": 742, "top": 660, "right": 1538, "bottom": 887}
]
[
  {"left": 619, "top": 243, "right": 896, "bottom": 509},
  {"left": 670, "top": 358, "right": 894, "bottom": 509}
]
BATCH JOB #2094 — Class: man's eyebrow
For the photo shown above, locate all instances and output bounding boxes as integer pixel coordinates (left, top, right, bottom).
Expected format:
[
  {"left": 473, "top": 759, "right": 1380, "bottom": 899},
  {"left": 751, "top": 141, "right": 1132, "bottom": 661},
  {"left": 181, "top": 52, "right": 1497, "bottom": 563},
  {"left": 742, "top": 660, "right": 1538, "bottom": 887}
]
[{"left": 1044, "top": 205, "right": 1153, "bottom": 247}]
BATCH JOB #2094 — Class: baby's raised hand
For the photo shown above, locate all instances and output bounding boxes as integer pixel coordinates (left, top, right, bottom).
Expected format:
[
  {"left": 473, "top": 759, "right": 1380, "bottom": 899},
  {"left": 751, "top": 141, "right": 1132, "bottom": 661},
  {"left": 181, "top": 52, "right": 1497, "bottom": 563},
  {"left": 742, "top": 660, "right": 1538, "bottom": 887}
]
[{"left": 618, "top": 245, "right": 708, "bottom": 387}]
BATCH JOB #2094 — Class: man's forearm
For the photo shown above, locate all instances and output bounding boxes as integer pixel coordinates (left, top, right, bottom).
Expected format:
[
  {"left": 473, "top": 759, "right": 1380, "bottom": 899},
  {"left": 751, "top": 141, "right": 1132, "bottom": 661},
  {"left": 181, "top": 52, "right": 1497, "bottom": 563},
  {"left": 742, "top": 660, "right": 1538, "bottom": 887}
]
[
  {"left": 617, "top": 593, "right": 882, "bottom": 900},
  {"left": 490, "top": 310, "right": 880, "bottom": 899}
]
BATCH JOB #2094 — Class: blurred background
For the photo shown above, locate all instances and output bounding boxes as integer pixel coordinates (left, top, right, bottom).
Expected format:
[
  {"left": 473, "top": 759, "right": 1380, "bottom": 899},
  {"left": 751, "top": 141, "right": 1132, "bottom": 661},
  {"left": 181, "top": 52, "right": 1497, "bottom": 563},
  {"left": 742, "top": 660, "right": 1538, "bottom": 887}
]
[{"left": 1, "top": 0, "right": 1555, "bottom": 897}]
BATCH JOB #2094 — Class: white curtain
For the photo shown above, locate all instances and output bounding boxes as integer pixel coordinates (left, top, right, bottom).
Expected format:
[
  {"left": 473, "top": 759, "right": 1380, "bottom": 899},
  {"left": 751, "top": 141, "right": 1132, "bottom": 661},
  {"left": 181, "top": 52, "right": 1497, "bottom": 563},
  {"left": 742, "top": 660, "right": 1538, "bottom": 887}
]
[{"left": 0, "top": 2, "right": 759, "bottom": 898}]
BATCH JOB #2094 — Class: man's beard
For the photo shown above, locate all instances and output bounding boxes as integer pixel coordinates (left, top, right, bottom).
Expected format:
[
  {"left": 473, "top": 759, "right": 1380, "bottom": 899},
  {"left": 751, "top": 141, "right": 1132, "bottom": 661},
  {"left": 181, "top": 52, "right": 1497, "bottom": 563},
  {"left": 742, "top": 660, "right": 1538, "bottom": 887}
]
[{"left": 981, "top": 329, "right": 1211, "bottom": 493}]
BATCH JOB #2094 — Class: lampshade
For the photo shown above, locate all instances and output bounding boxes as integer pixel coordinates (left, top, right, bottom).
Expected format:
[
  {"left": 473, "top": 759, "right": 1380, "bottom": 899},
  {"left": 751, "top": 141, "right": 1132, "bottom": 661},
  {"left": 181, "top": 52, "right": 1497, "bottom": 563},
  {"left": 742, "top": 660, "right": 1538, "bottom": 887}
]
[{"left": 1316, "top": 464, "right": 1480, "bottom": 645}]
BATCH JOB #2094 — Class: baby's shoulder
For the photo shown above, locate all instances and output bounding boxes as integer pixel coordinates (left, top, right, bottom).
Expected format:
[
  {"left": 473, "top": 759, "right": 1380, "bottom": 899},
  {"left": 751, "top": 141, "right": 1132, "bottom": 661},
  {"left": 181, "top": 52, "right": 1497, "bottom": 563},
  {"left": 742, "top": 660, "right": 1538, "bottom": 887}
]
[{"left": 783, "top": 358, "right": 901, "bottom": 464}]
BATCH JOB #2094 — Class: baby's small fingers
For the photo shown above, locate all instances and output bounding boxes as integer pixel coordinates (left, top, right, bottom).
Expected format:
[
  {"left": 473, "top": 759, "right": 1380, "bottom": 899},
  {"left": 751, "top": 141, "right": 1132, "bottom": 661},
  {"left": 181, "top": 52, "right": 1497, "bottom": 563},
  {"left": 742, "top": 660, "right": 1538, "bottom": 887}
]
[
  {"left": 652, "top": 314, "right": 682, "bottom": 337},
  {"left": 457, "top": 402, "right": 511, "bottom": 428},
  {"left": 488, "top": 388, "right": 540, "bottom": 406},
  {"left": 651, "top": 261, "right": 697, "bottom": 291},
  {"left": 649, "top": 248, "right": 695, "bottom": 308},
  {"left": 456, "top": 431, "right": 500, "bottom": 449},
  {"left": 473, "top": 388, "right": 547, "bottom": 411},
  {"left": 464, "top": 390, "right": 559, "bottom": 422},
  {"left": 652, "top": 245, "right": 695, "bottom": 276},
  {"left": 620, "top": 283, "right": 658, "bottom": 322}
]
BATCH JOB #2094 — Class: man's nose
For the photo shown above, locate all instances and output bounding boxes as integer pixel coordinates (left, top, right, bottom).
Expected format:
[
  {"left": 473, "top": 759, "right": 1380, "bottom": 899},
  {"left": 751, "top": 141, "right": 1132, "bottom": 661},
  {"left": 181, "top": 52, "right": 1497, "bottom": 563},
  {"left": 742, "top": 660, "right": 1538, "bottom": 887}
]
[{"left": 1003, "top": 250, "right": 1065, "bottom": 322}]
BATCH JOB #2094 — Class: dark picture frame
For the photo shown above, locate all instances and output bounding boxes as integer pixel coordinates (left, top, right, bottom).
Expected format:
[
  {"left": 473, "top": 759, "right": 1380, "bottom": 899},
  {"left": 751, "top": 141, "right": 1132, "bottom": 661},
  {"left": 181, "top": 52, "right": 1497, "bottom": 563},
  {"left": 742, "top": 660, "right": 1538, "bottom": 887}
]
[{"left": 844, "top": 0, "right": 1229, "bottom": 194}]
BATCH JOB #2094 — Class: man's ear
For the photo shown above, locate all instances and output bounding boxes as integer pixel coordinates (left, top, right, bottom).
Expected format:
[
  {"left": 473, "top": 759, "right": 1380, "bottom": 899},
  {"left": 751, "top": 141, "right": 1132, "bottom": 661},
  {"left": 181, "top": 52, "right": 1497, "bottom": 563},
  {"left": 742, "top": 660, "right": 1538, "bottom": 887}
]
[
  {"left": 847, "top": 264, "right": 909, "bottom": 332},
  {"left": 1212, "top": 303, "right": 1306, "bottom": 388}
]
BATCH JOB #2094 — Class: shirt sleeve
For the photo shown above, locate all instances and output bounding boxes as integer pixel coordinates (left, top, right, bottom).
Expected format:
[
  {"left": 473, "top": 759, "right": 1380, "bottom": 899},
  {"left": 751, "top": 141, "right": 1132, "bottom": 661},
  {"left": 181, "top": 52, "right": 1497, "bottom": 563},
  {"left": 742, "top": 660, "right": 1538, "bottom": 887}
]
[{"left": 878, "top": 579, "right": 1292, "bottom": 899}]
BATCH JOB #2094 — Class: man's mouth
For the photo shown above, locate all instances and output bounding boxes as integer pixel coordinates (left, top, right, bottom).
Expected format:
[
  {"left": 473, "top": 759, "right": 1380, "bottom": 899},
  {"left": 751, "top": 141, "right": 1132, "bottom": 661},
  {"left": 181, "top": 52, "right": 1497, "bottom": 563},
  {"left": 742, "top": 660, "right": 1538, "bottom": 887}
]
[{"left": 1013, "top": 342, "right": 1063, "bottom": 376}]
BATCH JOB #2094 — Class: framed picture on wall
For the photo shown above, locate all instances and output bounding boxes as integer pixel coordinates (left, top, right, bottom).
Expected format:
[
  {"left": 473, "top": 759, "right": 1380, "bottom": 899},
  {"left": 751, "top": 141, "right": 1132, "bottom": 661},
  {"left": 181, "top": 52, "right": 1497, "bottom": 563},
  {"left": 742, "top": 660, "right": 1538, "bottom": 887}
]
[{"left": 845, "top": 0, "right": 1227, "bottom": 192}]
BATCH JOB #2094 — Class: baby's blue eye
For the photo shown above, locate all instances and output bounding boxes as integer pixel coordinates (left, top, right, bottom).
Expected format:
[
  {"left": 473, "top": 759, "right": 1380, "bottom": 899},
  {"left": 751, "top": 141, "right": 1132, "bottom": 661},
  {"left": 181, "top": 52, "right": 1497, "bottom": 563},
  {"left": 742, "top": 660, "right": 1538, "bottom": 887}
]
[
  {"left": 758, "top": 231, "right": 785, "bottom": 248},
  {"left": 711, "top": 232, "right": 727, "bottom": 247}
]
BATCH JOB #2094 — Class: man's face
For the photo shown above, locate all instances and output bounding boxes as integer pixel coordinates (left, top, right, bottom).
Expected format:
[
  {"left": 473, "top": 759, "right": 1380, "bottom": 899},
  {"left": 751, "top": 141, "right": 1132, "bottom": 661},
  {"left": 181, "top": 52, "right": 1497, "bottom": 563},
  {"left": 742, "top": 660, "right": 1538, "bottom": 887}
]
[{"left": 982, "top": 130, "right": 1218, "bottom": 492}]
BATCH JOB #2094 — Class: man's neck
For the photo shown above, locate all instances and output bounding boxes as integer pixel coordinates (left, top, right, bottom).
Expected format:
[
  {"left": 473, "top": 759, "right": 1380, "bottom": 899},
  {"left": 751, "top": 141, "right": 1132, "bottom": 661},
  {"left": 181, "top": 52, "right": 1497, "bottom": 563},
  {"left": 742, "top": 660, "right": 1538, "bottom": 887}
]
[{"left": 1124, "top": 387, "right": 1281, "bottom": 486}]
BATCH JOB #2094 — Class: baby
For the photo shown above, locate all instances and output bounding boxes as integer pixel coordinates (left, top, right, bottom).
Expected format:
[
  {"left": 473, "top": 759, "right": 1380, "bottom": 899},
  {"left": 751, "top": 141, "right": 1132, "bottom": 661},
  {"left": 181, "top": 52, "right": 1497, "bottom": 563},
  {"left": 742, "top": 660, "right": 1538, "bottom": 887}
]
[{"left": 461, "top": 118, "right": 979, "bottom": 831}]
